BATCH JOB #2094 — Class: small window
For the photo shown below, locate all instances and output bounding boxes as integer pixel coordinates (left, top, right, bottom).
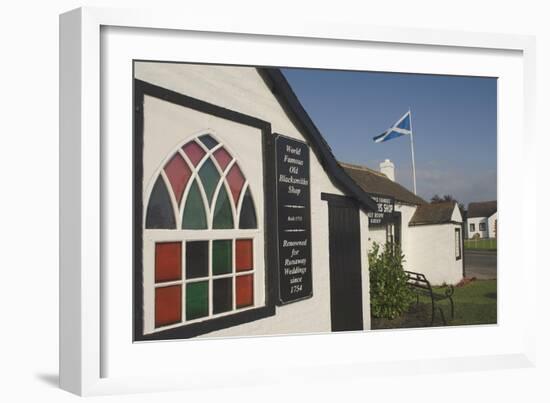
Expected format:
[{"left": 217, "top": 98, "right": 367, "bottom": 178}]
[
  {"left": 455, "top": 228, "right": 462, "bottom": 260},
  {"left": 469, "top": 223, "right": 475, "bottom": 232},
  {"left": 479, "top": 222, "right": 487, "bottom": 231}
]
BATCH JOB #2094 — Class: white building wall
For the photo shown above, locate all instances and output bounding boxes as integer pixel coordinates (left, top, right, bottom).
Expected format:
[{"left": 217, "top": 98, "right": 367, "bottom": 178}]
[
  {"left": 451, "top": 204, "right": 463, "bottom": 223},
  {"left": 406, "top": 204, "right": 463, "bottom": 285},
  {"left": 366, "top": 203, "right": 416, "bottom": 271},
  {"left": 367, "top": 227, "right": 387, "bottom": 250},
  {"left": 407, "top": 224, "right": 463, "bottom": 286},
  {"left": 359, "top": 209, "right": 372, "bottom": 331},
  {"left": 488, "top": 212, "right": 498, "bottom": 238},
  {"left": 467, "top": 216, "right": 489, "bottom": 238},
  {"left": 135, "top": 62, "right": 372, "bottom": 337},
  {"left": 395, "top": 203, "right": 417, "bottom": 272}
]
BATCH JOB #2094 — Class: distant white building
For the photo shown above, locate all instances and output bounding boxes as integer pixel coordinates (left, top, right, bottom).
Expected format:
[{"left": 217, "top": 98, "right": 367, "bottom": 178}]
[
  {"left": 466, "top": 201, "right": 497, "bottom": 239},
  {"left": 342, "top": 161, "right": 464, "bottom": 286}
]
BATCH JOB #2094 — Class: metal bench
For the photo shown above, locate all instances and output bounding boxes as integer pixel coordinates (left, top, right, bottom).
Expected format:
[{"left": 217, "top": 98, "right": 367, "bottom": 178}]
[{"left": 404, "top": 270, "right": 455, "bottom": 326}]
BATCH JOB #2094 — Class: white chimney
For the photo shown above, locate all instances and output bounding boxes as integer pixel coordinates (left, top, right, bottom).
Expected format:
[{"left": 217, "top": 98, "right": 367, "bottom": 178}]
[{"left": 380, "top": 159, "right": 395, "bottom": 181}]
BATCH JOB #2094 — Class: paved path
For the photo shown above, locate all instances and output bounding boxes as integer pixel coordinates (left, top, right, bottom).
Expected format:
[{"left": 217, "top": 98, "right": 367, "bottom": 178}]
[{"left": 464, "top": 250, "right": 497, "bottom": 279}]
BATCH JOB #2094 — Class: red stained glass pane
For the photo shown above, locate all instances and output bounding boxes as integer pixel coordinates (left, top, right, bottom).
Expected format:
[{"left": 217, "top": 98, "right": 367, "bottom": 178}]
[
  {"left": 164, "top": 153, "right": 191, "bottom": 205},
  {"left": 155, "top": 242, "right": 182, "bottom": 283},
  {"left": 182, "top": 141, "right": 206, "bottom": 167},
  {"left": 155, "top": 285, "right": 182, "bottom": 327},
  {"left": 213, "top": 147, "right": 232, "bottom": 171},
  {"left": 235, "top": 239, "right": 253, "bottom": 272},
  {"left": 226, "top": 164, "right": 245, "bottom": 205},
  {"left": 236, "top": 274, "right": 253, "bottom": 308}
]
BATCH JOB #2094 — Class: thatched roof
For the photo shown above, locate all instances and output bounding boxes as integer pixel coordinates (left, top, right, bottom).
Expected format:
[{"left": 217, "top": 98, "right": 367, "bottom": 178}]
[
  {"left": 467, "top": 200, "right": 497, "bottom": 218},
  {"left": 340, "top": 162, "right": 426, "bottom": 206},
  {"left": 409, "top": 202, "right": 459, "bottom": 226}
]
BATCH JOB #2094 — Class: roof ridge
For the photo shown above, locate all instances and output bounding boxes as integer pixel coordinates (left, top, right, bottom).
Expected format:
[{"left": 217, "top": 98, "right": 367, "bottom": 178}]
[
  {"left": 468, "top": 200, "right": 497, "bottom": 205},
  {"left": 429, "top": 201, "right": 456, "bottom": 206},
  {"left": 338, "top": 161, "right": 388, "bottom": 178},
  {"left": 339, "top": 160, "right": 427, "bottom": 205}
]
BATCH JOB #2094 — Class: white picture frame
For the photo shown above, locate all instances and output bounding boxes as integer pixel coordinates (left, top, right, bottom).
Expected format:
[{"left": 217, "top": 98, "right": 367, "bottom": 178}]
[{"left": 60, "top": 6, "right": 536, "bottom": 396}]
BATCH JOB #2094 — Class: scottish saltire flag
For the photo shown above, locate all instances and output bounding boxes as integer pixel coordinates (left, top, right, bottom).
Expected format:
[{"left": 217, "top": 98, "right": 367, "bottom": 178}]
[{"left": 373, "top": 111, "right": 412, "bottom": 143}]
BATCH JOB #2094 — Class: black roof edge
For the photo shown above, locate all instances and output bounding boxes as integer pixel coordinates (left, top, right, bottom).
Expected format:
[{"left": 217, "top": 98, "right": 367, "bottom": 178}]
[
  {"left": 258, "top": 68, "right": 378, "bottom": 212},
  {"left": 409, "top": 220, "right": 463, "bottom": 227}
]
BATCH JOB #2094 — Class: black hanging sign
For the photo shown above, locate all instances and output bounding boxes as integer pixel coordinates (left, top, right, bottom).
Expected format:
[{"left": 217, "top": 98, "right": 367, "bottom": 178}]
[
  {"left": 366, "top": 194, "right": 395, "bottom": 225},
  {"left": 276, "top": 135, "right": 313, "bottom": 304}
]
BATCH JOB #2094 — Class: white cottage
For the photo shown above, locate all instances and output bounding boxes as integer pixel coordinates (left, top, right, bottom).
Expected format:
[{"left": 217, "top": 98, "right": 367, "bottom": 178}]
[
  {"left": 466, "top": 201, "right": 497, "bottom": 239},
  {"left": 342, "top": 162, "right": 464, "bottom": 286},
  {"left": 134, "top": 62, "right": 465, "bottom": 341},
  {"left": 134, "top": 62, "right": 379, "bottom": 340}
]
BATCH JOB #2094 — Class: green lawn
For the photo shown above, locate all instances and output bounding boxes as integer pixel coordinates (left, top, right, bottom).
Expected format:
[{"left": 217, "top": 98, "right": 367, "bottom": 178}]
[
  {"left": 372, "top": 279, "right": 497, "bottom": 329},
  {"left": 464, "top": 238, "right": 497, "bottom": 250}
]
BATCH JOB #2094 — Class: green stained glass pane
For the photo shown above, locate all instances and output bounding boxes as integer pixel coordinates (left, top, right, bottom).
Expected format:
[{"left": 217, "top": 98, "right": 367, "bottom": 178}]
[
  {"left": 186, "top": 281, "right": 208, "bottom": 320},
  {"left": 213, "top": 185, "right": 234, "bottom": 229},
  {"left": 198, "top": 158, "right": 220, "bottom": 206},
  {"left": 182, "top": 180, "right": 207, "bottom": 229},
  {"left": 212, "top": 240, "right": 232, "bottom": 275}
]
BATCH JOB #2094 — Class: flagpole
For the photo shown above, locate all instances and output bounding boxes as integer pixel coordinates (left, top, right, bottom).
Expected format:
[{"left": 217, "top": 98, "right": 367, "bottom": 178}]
[{"left": 409, "top": 109, "right": 417, "bottom": 195}]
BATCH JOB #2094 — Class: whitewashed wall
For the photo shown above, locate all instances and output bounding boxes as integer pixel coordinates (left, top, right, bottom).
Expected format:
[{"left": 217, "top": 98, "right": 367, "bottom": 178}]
[
  {"left": 467, "top": 216, "right": 489, "bottom": 238},
  {"left": 488, "top": 212, "right": 498, "bottom": 238},
  {"left": 406, "top": 204, "right": 463, "bottom": 285},
  {"left": 407, "top": 223, "right": 463, "bottom": 286},
  {"left": 367, "top": 202, "right": 463, "bottom": 286},
  {"left": 395, "top": 203, "right": 417, "bottom": 271},
  {"left": 366, "top": 203, "right": 416, "bottom": 265},
  {"left": 451, "top": 204, "right": 463, "bottom": 223},
  {"left": 135, "top": 62, "right": 372, "bottom": 336},
  {"left": 367, "top": 227, "right": 386, "bottom": 251}
]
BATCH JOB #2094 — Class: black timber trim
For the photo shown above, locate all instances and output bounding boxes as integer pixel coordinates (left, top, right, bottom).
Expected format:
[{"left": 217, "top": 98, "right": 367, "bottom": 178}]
[
  {"left": 461, "top": 225, "right": 466, "bottom": 277},
  {"left": 392, "top": 211, "right": 402, "bottom": 246},
  {"left": 321, "top": 192, "right": 360, "bottom": 208},
  {"left": 409, "top": 220, "right": 463, "bottom": 227},
  {"left": 133, "top": 78, "right": 277, "bottom": 341},
  {"left": 258, "top": 68, "right": 377, "bottom": 212},
  {"left": 455, "top": 227, "right": 462, "bottom": 261}
]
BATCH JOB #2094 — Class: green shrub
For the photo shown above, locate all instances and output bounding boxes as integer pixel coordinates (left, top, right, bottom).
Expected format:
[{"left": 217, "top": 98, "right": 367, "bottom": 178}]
[{"left": 368, "top": 242, "right": 414, "bottom": 319}]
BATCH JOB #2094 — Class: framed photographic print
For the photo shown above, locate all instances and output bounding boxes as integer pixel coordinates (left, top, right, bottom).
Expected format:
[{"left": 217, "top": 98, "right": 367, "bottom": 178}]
[{"left": 60, "top": 7, "right": 536, "bottom": 396}]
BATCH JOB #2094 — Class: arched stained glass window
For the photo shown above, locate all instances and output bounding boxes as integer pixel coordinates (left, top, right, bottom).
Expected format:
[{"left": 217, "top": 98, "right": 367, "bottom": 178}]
[
  {"left": 144, "top": 134, "right": 261, "bottom": 332},
  {"left": 146, "top": 134, "right": 258, "bottom": 231}
]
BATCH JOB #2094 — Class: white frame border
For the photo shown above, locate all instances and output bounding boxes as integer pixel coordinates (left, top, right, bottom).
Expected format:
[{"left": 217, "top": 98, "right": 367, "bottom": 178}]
[{"left": 59, "top": 6, "right": 536, "bottom": 396}]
